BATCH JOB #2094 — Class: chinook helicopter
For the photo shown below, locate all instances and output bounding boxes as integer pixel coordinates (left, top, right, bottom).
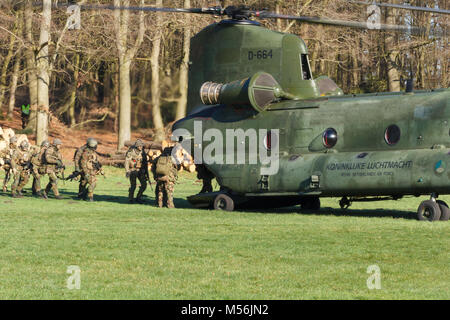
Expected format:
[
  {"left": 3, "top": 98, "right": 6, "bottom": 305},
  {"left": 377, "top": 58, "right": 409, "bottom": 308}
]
[
  {"left": 170, "top": 3, "right": 449, "bottom": 222},
  {"left": 50, "top": 1, "right": 449, "bottom": 221}
]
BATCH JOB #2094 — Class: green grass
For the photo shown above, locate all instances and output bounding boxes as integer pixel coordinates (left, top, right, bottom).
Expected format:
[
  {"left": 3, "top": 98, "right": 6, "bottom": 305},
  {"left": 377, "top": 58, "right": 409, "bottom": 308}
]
[{"left": 0, "top": 166, "right": 448, "bottom": 299}]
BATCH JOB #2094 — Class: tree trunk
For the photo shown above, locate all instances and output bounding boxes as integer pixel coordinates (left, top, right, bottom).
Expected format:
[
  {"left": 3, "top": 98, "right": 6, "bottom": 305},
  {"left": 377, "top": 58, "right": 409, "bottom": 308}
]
[
  {"left": 0, "top": 12, "right": 21, "bottom": 112},
  {"left": 385, "top": 5, "right": 400, "bottom": 92},
  {"left": 114, "top": 63, "right": 119, "bottom": 134},
  {"left": 175, "top": 0, "right": 190, "bottom": 121},
  {"left": 25, "top": 0, "right": 38, "bottom": 131},
  {"left": 68, "top": 53, "right": 80, "bottom": 127},
  {"left": 150, "top": 0, "right": 165, "bottom": 142},
  {"left": 118, "top": 58, "right": 132, "bottom": 146},
  {"left": 36, "top": 0, "right": 51, "bottom": 145},
  {"left": 7, "top": 54, "right": 21, "bottom": 119},
  {"left": 114, "top": 0, "right": 145, "bottom": 150},
  {"left": 275, "top": 0, "right": 282, "bottom": 32}
]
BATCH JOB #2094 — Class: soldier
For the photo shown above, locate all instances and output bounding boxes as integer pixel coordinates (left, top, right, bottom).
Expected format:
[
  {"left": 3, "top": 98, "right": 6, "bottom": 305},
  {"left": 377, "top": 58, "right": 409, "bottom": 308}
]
[
  {"left": 43, "top": 139, "right": 65, "bottom": 199},
  {"left": 0, "top": 136, "right": 17, "bottom": 192},
  {"left": 196, "top": 164, "right": 215, "bottom": 193},
  {"left": 72, "top": 138, "right": 91, "bottom": 198},
  {"left": 151, "top": 146, "right": 178, "bottom": 208},
  {"left": 21, "top": 104, "right": 30, "bottom": 129},
  {"left": 79, "top": 138, "right": 102, "bottom": 202},
  {"left": 10, "top": 140, "right": 32, "bottom": 198},
  {"left": 125, "top": 139, "right": 149, "bottom": 203},
  {"left": 30, "top": 140, "right": 50, "bottom": 197}
]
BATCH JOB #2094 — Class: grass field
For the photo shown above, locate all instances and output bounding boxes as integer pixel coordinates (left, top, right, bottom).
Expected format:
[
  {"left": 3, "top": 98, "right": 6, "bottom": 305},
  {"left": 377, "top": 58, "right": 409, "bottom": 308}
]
[{"left": 0, "top": 166, "right": 448, "bottom": 299}]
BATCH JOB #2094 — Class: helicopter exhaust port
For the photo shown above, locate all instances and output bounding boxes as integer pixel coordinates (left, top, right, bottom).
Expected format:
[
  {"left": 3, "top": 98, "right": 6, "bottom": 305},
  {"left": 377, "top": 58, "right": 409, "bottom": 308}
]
[{"left": 200, "top": 72, "right": 298, "bottom": 112}]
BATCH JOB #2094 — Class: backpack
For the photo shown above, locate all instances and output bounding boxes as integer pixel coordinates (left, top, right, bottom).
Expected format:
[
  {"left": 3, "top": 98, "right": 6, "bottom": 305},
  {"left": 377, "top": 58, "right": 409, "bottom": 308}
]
[{"left": 156, "top": 155, "right": 171, "bottom": 176}]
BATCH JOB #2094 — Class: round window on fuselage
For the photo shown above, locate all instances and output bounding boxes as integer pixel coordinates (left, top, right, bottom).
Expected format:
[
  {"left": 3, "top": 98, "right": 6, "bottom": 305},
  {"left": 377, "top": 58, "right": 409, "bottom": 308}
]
[{"left": 384, "top": 124, "right": 401, "bottom": 145}]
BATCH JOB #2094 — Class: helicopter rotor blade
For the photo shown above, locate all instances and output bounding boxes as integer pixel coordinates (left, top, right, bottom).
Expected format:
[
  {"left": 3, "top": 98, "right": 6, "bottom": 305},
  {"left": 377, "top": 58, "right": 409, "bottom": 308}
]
[
  {"left": 349, "top": 1, "right": 450, "bottom": 15},
  {"left": 256, "top": 12, "right": 423, "bottom": 33},
  {"left": 31, "top": 2, "right": 444, "bottom": 36},
  {"left": 33, "top": 2, "right": 222, "bottom": 15}
]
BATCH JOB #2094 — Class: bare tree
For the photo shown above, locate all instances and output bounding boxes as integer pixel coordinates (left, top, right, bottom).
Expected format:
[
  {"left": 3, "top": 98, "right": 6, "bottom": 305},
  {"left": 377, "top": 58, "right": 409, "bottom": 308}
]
[
  {"left": 114, "top": 0, "right": 145, "bottom": 149},
  {"left": 35, "top": 0, "right": 51, "bottom": 145},
  {"left": 175, "top": 0, "right": 190, "bottom": 121},
  {"left": 150, "top": 0, "right": 165, "bottom": 142}
]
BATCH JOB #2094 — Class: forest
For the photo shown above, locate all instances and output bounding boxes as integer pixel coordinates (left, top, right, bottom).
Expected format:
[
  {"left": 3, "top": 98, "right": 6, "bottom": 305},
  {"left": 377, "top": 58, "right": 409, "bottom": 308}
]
[{"left": 0, "top": 0, "right": 448, "bottom": 148}]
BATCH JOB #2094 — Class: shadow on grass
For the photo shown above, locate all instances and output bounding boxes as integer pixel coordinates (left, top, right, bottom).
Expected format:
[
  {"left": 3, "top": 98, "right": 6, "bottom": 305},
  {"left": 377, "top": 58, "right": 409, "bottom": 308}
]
[
  {"left": 252, "top": 206, "right": 416, "bottom": 220},
  {"left": 0, "top": 189, "right": 415, "bottom": 219},
  {"left": 0, "top": 188, "right": 193, "bottom": 209}
]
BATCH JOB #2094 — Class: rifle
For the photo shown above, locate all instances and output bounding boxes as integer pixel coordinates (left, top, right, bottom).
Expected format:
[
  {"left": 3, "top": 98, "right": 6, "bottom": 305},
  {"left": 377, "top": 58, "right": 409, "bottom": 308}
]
[
  {"left": 66, "top": 171, "right": 81, "bottom": 181},
  {"left": 22, "top": 160, "right": 33, "bottom": 171},
  {"left": 56, "top": 161, "right": 66, "bottom": 185},
  {"left": 144, "top": 163, "right": 152, "bottom": 191}
]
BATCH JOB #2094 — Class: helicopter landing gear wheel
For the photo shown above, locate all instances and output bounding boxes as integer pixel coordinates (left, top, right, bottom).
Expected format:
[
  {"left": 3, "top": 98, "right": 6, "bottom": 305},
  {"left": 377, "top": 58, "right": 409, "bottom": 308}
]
[
  {"left": 339, "top": 196, "right": 351, "bottom": 209},
  {"left": 213, "top": 194, "right": 235, "bottom": 211},
  {"left": 417, "top": 200, "right": 441, "bottom": 222},
  {"left": 301, "top": 197, "right": 320, "bottom": 211},
  {"left": 436, "top": 200, "right": 450, "bottom": 221}
]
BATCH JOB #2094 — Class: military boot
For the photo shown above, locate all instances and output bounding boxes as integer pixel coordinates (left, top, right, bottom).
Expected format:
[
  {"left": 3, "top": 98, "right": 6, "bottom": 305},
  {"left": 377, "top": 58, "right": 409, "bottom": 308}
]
[
  {"left": 128, "top": 188, "right": 135, "bottom": 203},
  {"left": 37, "top": 191, "right": 47, "bottom": 199},
  {"left": 79, "top": 189, "right": 88, "bottom": 201},
  {"left": 135, "top": 188, "right": 145, "bottom": 204},
  {"left": 52, "top": 186, "right": 62, "bottom": 199},
  {"left": 11, "top": 189, "right": 23, "bottom": 198},
  {"left": 77, "top": 182, "right": 86, "bottom": 199},
  {"left": 42, "top": 191, "right": 48, "bottom": 199}
]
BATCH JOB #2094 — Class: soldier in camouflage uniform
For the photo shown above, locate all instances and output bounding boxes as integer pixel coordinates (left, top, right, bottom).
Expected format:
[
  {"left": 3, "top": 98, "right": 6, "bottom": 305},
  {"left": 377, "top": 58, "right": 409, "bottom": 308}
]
[
  {"left": 196, "top": 164, "right": 215, "bottom": 194},
  {"left": 10, "top": 140, "right": 32, "bottom": 198},
  {"left": 73, "top": 138, "right": 91, "bottom": 199},
  {"left": 125, "top": 139, "right": 149, "bottom": 203},
  {"left": 1, "top": 136, "right": 18, "bottom": 192},
  {"left": 30, "top": 140, "right": 50, "bottom": 197},
  {"left": 43, "top": 139, "right": 64, "bottom": 199},
  {"left": 79, "top": 138, "right": 102, "bottom": 202},
  {"left": 151, "top": 146, "right": 178, "bottom": 208}
]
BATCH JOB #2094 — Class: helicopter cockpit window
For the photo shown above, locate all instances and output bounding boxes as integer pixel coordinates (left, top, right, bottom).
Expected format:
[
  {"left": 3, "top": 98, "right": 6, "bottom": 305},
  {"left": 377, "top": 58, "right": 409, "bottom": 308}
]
[
  {"left": 300, "top": 54, "right": 312, "bottom": 80},
  {"left": 384, "top": 125, "right": 401, "bottom": 145}
]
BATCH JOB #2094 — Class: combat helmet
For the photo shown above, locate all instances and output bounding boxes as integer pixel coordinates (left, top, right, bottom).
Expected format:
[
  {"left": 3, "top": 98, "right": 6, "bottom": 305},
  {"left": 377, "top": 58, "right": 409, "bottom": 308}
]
[
  {"left": 9, "top": 136, "right": 17, "bottom": 145},
  {"left": 87, "top": 137, "right": 98, "bottom": 149},
  {"left": 19, "top": 140, "right": 29, "bottom": 150},
  {"left": 53, "top": 138, "right": 62, "bottom": 147},
  {"left": 41, "top": 140, "right": 50, "bottom": 148},
  {"left": 135, "top": 139, "right": 144, "bottom": 149}
]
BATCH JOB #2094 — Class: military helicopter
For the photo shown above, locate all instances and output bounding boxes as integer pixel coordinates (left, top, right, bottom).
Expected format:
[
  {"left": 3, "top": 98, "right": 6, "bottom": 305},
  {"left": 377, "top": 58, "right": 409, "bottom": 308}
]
[
  {"left": 168, "top": 3, "right": 449, "bottom": 222},
  {"left": 50, "top": 1, "right": 449, "bottom": 221}
]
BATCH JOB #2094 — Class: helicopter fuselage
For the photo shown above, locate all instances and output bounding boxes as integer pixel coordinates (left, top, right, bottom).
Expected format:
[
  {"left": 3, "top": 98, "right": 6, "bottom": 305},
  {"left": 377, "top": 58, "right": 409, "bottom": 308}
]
[{"left": 173, "top": 88, "right": 450, "bottom": 200}]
